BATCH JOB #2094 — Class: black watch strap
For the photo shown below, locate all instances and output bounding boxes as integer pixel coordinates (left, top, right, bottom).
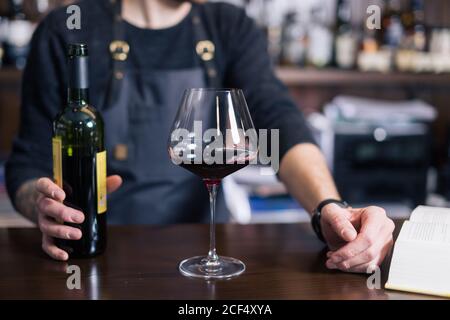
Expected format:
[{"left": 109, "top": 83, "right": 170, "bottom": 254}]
[{"left": 311, "top": 199, "right": 349, "bottom": 243}]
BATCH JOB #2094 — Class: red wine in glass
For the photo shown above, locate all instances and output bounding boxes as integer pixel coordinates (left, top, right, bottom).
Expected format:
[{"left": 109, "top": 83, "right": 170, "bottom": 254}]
[
  {"left": 168, "top": 88, "right": 258, "bottom": 279},
  {"left": 171, "top": 147, "right": 257, "bottom": 184}
]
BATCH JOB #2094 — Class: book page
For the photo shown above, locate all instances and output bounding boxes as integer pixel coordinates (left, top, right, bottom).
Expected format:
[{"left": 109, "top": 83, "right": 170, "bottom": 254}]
[
  {"left": 385, "top": 240, "right": 450, "bottom": 297},
  {"left": 410, "top": 205, "right": 450, "bottom": 224},
  {"left": 386, "top": 220, "right": 450, "bottom": 297},
  {"left": 397, "top": 221, "right": 450, "bottom": 244}
]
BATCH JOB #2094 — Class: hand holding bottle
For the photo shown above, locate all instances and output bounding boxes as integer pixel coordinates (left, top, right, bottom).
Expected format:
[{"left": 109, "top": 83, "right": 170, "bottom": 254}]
[{"left": 36, "top": 175, "right": 122, "bottom": 261}]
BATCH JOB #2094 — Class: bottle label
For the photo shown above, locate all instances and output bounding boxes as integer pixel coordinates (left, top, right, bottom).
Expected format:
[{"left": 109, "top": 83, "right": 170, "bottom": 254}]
[
  {"left": 52, "top": 137, "right": 63, "bottom": 189},
  {"left": 96, "top": 150, "right": 107, "bottom": 214}
]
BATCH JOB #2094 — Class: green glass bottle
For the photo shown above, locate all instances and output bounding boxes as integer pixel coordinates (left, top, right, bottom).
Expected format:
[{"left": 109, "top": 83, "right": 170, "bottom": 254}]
[{"left": 52, "top": 43, "right": 107, "bottom": 258}]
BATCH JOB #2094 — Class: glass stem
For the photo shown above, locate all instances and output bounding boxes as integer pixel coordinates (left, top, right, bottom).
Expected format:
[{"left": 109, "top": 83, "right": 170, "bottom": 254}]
[{"left": 206, "top": 182, "right": 220, "bottom": 266}]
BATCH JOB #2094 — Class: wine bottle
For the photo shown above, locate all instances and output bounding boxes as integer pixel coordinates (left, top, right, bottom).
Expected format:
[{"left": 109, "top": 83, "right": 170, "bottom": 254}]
[
  {"left": 411, "top": 0, "right": 427, "bottom": 52},
  {"left": 4, "top": 0, "right": 34, "bottom": 69},
  {"left": 307, "top": 5, "right": 334, "bottom": 68},
  {"left": 52, "top": 44, "right": 107, "bottom": 258},
  {"left": 280, "top": 11, "right": 306, "bottom": 66},
  {"left": 382, "top": 0, "right": 404, "bottom": 49},
  {"left": 334, "top": 0, "right": 357, "bottom": 69}
]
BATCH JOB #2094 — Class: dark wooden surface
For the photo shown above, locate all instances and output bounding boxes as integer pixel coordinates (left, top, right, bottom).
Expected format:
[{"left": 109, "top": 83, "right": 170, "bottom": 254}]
[{"left": 0, "top": 220, "right": 442, "bottom": 300}]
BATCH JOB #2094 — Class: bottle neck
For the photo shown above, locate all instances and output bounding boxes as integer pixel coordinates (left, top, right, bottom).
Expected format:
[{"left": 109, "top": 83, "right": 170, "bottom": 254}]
[
  {"left": 67, "top": 55, "right": 89, "bottom": 106},
  {"left": 68, "top": 88, "right": 89, "bottom": 105},
  {"left": 10, "top": 0, "right": 25, "bottom": 19},
  {"left": 337, "top": 0, "right": 351, "bottom": 30},
  {"left": 412, "top": 0, "right": 425, "bottom": 25}
]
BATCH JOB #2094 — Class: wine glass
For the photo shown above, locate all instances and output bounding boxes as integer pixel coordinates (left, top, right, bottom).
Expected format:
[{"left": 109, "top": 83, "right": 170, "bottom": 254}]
[{"left": 168, "top": 88, "right": 258, "bottom": 279}]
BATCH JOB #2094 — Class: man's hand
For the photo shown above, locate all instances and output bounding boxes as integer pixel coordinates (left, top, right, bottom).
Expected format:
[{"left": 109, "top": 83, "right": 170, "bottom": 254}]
[
  {"left": 34, "top": 175, "right": 122, "bottom": 261},
  {"left": 321, "top": 203, "right": 395, "bottom": 273}
]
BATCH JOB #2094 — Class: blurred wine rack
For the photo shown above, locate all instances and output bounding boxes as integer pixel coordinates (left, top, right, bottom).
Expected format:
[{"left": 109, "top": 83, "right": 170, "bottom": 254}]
[
  {"left": 2, "top": 66, "right": 450, "bottom": 161},
  {"left": 2, "top": 0, "right": 450, "bottom": 166},
  {"left": 276, "top": 67, "right": 450, "bottom": 87}
]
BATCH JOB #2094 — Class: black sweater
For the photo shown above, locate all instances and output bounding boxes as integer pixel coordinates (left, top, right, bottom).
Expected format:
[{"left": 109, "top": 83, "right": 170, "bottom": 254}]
[{"left": 5, "top": 0, "right": 315, "bottom": 209}]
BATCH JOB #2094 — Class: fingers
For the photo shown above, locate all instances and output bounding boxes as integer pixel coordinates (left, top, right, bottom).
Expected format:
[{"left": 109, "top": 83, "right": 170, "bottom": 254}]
[
  {"left": 36, "top": 177, "right": 65, "bottom": 201},
  {"left": 346, "top": 238, "right": 393, "bottom": 273},
  {"left": 327, "top": 207, "right": 387, "bottom": 262},
  {"left": 327, "top": 235, "right": 393, "bottom": 272},
  {"left": 322, "top": 203, "right": 357, "bottom": 242},
  {"left": 42, "top": 234, "right": 69, "bottom": 261},
  {"left": 37, "top": 196, "right": 84, "bottom": 223},
  {"left": 37, "top": 194, "right": 84, "bottom": 261},
  {"left": 38, "top": 214, "right": 82, "bottom": 240},
  {"left": 107, "top": 175, "right": 122, "bottom": 194},
  {"left": 326, "top": 207, "right": 395, "bottom": 273},
  {"left": 328, "top": 243, "right": 380, "bottom": 270},
  {"left": 359, "top": 206, "right": 390, "bottom": 239},
  {"left": 326, "top": 256, "right": 382, "bottom": 273},
  {"left": 37, "top": 175, "right": 121, "bottom": 261}
]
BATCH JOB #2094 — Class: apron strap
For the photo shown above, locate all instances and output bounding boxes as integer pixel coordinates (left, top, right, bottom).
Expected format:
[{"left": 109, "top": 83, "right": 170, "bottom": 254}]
[
  {"left": 109, "top": 0, "right": 128, "bottom": 81},
  {"left": 191, "top": 7, "right": 221, "bottom": 88},
  {"left": 107, "top": 0, "right": 219, "bottom": 87}
]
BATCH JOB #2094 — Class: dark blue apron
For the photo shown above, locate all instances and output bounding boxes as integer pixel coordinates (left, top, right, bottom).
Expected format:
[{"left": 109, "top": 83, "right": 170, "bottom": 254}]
[{"left": 101, "top": 0, "right": 229, "bottom": 224}]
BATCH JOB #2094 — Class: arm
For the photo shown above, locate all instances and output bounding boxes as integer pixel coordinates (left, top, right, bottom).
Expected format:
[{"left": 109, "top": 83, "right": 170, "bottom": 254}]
[
  {"left": 279, "top": 143, "right": 395, "bottom": 273},
  {"left": 5, "top": 13, "right": 65, "bottom": 218},
  {"left": 14, "top": 179, "right": 40, "bottom": 224},
  {"left": 221, "top": 5, "right": 394, "bottom": 273},
  {"left": 279, "top": 143, "right": 339, "bottom": 214}
]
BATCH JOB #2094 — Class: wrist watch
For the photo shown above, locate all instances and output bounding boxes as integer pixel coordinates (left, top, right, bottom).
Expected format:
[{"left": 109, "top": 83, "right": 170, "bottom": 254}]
[{"left": 311, "top": 199, "right": 349, "bottom": 242}]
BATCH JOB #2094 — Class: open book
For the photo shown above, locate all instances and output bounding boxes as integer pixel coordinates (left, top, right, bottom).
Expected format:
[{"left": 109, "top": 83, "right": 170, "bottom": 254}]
[{"left": 385, "top": 206, "right": 450, "bottom": 298}]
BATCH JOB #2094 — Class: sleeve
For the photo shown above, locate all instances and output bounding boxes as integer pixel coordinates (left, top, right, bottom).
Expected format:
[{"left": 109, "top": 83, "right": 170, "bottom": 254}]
[
  {"left": 219, "top": 4, "right": 316, "bottom": 161},
  {"left": 5, "top": 14, "right": 66, "bottom": 209}
]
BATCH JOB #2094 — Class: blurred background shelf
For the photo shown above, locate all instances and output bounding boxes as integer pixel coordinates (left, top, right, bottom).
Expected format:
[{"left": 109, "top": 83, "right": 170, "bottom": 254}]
[
  {"left": 3, "top": 67, "right": 450, "bottom": 88},
  {"left": 276, "top": 67, "right": 450, "bottom": 87}
]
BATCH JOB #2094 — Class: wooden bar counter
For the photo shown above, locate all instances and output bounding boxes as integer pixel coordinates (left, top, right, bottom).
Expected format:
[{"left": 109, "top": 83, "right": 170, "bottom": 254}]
[{"left": 0, "top": 221, "right": 441, "bottom": 299}]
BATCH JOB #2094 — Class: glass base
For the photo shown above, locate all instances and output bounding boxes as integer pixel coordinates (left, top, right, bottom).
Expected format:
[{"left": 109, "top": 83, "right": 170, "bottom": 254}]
[{"left": 179, "top": 255, "right": 245, "bottom": 279}]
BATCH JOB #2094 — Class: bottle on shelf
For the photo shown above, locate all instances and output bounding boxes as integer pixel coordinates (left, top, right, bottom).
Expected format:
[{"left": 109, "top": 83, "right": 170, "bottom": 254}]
[
  {"left": 279, "top": 11, "right": 307, "bottom": 67},
  {"left": 3, "top": 0, "right": 35, "bottom": 69},
  {"left": 334, "top": 0, "right": 358, "bottom": 69},
  {"left": 307, "top": 4, "right": 334, "bottom": 68},
  {"left": 358, "top": 0, "right": 404, "bottom": 73},
  {"left": 395, "top": 0, "right": 431, "bottom": 72},
  {"left": 52, "top": 44, "right": 108, "bottom": 258},
  {"left": 381, "top": 0, "right": 404, "bottom": 49},
  {"left": 358, "top": 13, "right": 392, "bottom": 73},
  {"left": 361, "top": 26, "right": 379, "bottom": 54},
  {"left": 411, "top": 0, "right": 427, "bottom": 52},
  {"left": 244, "top": 0, "right": 282, "bottom": 65},
  {"left": 400, "top": 0, "right": 426, "bottom": 51}
]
